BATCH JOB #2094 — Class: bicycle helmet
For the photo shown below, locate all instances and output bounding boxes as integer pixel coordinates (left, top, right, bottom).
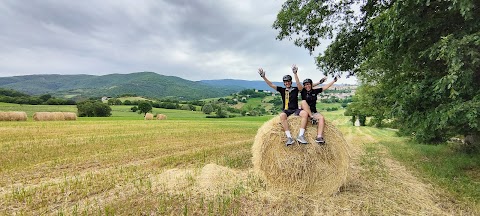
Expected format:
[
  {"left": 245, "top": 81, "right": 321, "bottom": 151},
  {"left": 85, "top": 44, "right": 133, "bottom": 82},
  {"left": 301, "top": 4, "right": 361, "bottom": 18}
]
[
  {"left": 303, "top": 78, "right": 313, "bottom": 85},
  {"left": 283, "top": 75, "right": 292, "bottom": 81}
]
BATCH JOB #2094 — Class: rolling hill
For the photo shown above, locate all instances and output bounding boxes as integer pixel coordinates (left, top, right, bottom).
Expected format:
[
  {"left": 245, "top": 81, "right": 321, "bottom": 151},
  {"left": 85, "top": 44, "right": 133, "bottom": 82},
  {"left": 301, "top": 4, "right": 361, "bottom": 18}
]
[
  {"left": 199, "top": 79, "right": 284, "bottom": 91},
  {"left": 0, "top": 72, "right": 244, "bottom": 100}
]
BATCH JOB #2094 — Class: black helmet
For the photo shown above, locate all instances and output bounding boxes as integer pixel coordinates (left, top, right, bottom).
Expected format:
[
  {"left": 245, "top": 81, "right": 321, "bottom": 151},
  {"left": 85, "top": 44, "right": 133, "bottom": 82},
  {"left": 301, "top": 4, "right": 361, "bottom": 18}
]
[
  {"left": 282, "top": 75, "right": 292, "bottom": 81},
  {"left": 303, "top": 78, "right": 313, "bottom": 85}
]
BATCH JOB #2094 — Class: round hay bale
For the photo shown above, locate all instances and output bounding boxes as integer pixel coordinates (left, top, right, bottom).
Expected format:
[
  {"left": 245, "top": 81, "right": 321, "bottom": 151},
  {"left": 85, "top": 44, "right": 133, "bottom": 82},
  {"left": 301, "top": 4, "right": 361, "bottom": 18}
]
[
  {"left": 252, "top": 115, "right": 349, "bottom": 195},
  {"left": 33, "top": 112, "right": 65, "bottom": 121},
  {"left": 62, "top": 112, "right": 77, "bottom": 120},
  {"left": 144, "top": 113, "right": 154, "bottom": 120},
  {"left": 156, "top": 114, "right": 167, "bottom": 120},
  {"left": 0, "top": 112, "right": 27, "bottom": 121}
]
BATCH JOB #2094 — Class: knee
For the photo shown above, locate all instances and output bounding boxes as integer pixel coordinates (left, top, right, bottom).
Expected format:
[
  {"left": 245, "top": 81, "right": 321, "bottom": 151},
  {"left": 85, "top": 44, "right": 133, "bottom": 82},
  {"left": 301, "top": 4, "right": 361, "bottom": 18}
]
[
  {"left": 280, "top": 113, "right": 287, "bottom": 120},
  {"left": 300, "top": 110, "right": 308, "bottom": 118},
  {"left": 301, "top": 100, "right": 308, "bottom": 109},
  {"left": 317, "top": 114, "right": 324, "bottom": 120},
  {"left": 317, "top": 115, "right": 325, "bottom": 124}
]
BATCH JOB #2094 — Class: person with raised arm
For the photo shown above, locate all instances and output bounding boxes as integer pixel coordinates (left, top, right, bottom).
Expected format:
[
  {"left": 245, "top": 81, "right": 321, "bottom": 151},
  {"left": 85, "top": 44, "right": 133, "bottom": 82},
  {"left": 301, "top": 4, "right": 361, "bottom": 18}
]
[
  {"left": 258, "top": 67, "right": 310, "bottom": 145},
  {"left": 293, "top": 64, "right": 338, "bottom": 144}
]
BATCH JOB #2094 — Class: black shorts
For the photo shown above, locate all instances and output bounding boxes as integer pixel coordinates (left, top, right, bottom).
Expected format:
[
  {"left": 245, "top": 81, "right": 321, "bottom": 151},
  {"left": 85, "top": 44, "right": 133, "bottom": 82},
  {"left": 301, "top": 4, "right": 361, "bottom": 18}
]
[{"left": 283, "top": 109, "right": 302, "bottom": 117}]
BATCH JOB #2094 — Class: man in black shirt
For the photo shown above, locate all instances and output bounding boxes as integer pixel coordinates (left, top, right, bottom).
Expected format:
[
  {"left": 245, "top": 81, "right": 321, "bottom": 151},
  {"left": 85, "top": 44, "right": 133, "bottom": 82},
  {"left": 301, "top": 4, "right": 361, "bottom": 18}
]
[{"left": 258, "top": 67, "right": 310, "bottom": 146}]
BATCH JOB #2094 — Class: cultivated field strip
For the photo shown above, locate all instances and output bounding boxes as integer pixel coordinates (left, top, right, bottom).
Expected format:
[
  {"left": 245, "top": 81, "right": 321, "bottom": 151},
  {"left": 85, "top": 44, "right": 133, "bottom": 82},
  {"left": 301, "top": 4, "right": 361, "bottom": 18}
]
[
  {"left": 0, "top": 120, "right": 259, "bottom": 215},
  {"left": 1, "top": 115, "right": 477, "bottom": 215}
]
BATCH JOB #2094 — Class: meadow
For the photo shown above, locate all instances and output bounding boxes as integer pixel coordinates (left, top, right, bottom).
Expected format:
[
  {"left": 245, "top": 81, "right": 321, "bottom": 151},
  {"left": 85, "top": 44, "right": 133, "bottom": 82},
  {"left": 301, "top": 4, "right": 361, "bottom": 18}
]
[{"left": 0, "top": 103, "right": 478, "bottom": 215}]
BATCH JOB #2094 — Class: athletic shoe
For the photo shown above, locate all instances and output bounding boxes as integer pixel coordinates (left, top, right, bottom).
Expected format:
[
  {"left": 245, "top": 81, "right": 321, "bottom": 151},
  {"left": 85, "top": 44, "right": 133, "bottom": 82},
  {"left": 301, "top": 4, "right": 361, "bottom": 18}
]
[
  {"left": 315, "top": 137, "right": 325, "bottom": 145},
  {"left": 286, "top": 137, "right": 295, "bottom": 146},
  {"left": 296, "top": 135, "right": 308, "bottom": 144}
]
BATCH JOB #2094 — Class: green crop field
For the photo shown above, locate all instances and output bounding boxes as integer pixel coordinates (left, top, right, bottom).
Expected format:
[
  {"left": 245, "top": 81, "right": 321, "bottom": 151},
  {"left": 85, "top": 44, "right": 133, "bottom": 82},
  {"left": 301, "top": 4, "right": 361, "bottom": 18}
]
[{"left": 0, "top": 103, "right": 478, "bottom": 215}]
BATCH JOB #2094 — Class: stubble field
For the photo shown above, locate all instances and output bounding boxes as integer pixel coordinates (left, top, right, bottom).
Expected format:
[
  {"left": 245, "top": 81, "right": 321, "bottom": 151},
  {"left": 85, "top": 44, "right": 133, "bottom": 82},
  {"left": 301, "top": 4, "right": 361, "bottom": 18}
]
[{"left": 0, "top": 105, "right": 478, "bottom": 215}]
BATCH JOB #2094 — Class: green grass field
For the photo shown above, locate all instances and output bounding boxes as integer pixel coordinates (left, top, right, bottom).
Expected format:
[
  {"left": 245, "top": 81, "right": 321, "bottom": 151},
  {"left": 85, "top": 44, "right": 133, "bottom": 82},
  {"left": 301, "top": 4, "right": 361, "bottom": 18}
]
[
  {"left": 117, "top": 96, "right": 148, "bottom": 102},
  {"left": 0, "top": 103, "right": 478, "bottom": 215}
]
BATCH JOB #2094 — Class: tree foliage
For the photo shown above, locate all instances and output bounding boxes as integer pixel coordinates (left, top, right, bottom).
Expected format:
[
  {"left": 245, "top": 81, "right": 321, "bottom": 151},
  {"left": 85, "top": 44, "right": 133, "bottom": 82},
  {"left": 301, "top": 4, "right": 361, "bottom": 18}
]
[
  {"left": 77, "top": 100, "right": 112, "bottom": 117},
  {"left": 274, "top": 0, "right": 480, "bottom": 144},
  {"left": 202, "top": 104, "right": 214, "bottom": 114},
  {"left": 0, "top": 89, "right": 74, "bottom": 105},
  {"left": 137, "top": 101, "right": 153, "bottom": 115}
]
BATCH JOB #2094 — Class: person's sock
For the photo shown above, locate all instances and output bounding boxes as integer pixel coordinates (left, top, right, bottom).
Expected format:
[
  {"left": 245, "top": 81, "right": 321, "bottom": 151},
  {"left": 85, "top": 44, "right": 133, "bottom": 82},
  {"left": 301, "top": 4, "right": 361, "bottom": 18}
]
[
  {"left": 299, "top": 128, "right": 305, "bottom": 136},
  {"left": 285, "top": 131, "right": 292, "bottom": 138}
]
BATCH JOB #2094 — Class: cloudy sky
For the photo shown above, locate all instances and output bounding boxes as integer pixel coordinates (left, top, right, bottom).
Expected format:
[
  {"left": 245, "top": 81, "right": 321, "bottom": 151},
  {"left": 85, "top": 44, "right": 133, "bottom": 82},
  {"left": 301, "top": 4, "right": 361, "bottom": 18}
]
[{"left": 0, "top": 0, "right": 357, "bottom": 84}]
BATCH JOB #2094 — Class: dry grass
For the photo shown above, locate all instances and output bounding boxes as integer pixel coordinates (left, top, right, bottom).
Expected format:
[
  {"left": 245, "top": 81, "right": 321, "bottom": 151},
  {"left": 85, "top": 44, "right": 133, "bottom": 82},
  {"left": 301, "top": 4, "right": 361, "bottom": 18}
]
[
  {"left": 252, "top": 115, "right": 349, "bottom": 195},
  {"left": 62, "top": 112, "right": 77, "bottom": 120},
  {"left": 0, "top": 116, "right": 477, "bottom": 215},
  {"left": 33, "top": 112, "right": 67, "bottom": 121},
  {"left": 156, "top": 114, "right": 167, "bottom": 120},
  {"left": 0, "top": 112, "right": 27, "bottom": 121},
  {"left": 144, "top": 113, "right": 153, "bottom": 120}
]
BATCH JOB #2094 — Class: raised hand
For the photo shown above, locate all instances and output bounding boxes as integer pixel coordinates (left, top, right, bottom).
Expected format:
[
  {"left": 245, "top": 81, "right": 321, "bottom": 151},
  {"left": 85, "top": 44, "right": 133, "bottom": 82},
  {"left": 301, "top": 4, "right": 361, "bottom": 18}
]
[
  {"left": 258, "top": 68, "right": 265, "bottom": 78},
  {"left": 292, "top": 64, "right": 298, "bottom": 74},
  {"left": 319, "top": 77, "right": 327, "bottom": 84}
]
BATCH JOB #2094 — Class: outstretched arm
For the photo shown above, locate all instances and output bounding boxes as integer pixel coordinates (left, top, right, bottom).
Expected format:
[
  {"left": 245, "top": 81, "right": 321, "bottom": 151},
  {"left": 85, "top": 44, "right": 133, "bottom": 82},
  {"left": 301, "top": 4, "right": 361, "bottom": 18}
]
[
  {"left": 258, "top": 68, "right": 277, "bottom": 90},
  {"left": 292, "top": 64, "right": 303, "bottom": 90},
  {"left": 313, "top": 77, "right": 327, "bottom": 87},
  {"left": 321, "top": 76, "right": 338, "bottom": 91}
]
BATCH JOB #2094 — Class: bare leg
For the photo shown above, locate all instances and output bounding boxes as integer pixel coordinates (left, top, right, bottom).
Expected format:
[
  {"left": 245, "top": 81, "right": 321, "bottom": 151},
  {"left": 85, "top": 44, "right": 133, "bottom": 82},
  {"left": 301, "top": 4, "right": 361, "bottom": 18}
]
[
  {"left": 299, "top": 110, "right": 308, "bottom": 129},
  {"left": 301, "top": 100, "right": 314, "bottom": 118},
  {"left": 315, "top": 113, "right": 325, "bottom": 137},
  {"left": 280, "top": 112, "right": 289, "bottom": 132}
]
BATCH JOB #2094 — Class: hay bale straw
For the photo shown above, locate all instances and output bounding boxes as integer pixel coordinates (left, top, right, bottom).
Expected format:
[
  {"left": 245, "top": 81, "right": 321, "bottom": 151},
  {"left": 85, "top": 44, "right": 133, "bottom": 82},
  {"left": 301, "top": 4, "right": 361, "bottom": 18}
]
[
  {"left": 156, "top": 114, "right": 167, "bottom": 120},
  {"left": 62, "top": 112, "right": 77, "bottom": 120},
  {"left": 0, "top": 112, "right": 28, "bottom": 121},
  {"left": 196, "top": 164, "right": 241, "bottom": 196},
  {"left": 33, "top": 112, "right": 66, "bottom": 121},
  {"left": 144, "top": 113, "right": 154, "bottom": 120},
  {"left": 252, "top": 115, "right": 349, "bottom": 195}
]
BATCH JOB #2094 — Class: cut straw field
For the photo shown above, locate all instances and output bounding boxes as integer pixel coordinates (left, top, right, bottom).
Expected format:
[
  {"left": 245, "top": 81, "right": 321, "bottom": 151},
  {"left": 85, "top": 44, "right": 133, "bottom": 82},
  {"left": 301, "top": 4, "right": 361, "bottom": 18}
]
[{"left": 0, "top": 108, "right": 478, "bottom": 215}]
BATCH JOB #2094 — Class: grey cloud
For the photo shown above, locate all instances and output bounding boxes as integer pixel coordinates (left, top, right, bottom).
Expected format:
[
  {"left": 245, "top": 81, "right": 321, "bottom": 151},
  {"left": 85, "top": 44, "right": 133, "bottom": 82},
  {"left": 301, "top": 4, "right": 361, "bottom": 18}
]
[{"left": 0, "top": 0, "right": 357, "bottom": 84}]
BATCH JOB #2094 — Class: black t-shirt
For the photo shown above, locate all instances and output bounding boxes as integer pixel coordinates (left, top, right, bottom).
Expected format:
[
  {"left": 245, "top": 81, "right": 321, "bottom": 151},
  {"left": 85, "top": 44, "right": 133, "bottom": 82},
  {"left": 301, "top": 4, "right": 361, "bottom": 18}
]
[
  {"left": 276, "top": 86, "right": 299, "bottom": 110},
  {"left": 301, "top": 88, "right": 323, "bottom": 113}
]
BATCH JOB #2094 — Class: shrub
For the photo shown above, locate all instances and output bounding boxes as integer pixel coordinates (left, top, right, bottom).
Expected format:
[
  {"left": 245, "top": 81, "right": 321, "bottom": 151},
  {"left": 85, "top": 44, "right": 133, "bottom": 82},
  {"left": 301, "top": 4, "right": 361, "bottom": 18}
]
[
  {"left": 202, "top": 104, "right": 214, "bottom": 114},
  {"left": 77, "top": 100, "right": 112, "bottom": 117}
]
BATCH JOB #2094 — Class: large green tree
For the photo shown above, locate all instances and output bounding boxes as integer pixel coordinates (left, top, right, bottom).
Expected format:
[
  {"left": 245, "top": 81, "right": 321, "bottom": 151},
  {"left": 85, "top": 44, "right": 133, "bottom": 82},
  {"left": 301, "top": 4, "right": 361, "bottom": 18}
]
[
  {"left": 274, "top": 0, "right": 480, "bottom": 145},
  {"left": 137, "top": 101, "right": 153, "bottom": 115}
]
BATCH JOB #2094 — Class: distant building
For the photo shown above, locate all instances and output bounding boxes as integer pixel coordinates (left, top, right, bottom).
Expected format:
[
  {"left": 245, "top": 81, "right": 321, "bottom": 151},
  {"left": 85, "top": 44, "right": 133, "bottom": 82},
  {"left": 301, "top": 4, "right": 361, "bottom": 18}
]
[{"left": 101, "top": 96, "right": 111, "bottom": 102}]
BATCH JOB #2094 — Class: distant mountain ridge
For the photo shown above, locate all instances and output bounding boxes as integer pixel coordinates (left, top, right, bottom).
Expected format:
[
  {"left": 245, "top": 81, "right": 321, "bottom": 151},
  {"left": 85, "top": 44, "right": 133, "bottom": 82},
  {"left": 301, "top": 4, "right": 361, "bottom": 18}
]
[
  {"left": 0, "top": 72, "right": 243, "bottom": 100},
  {"left": 199, "top": 79, "right": 354, "bottom": 91},
  {"left": 0, "top": 73, "right": 353, "bottom": 100},
  {"left": 199, "top": 79, "right": 284, "bottom": 91}
]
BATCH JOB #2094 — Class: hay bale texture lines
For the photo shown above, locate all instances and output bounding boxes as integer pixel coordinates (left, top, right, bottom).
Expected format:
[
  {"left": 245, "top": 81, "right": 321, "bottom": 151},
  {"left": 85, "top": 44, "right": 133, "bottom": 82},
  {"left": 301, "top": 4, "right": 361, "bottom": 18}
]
[
  {"left": 0, "top": 112, "right": 28, "bottom": 121},
  {"left": 156, "top": 114, "right": 167, "bottom": 120},
  {"left": 144, "top": 113, "right": 154, "bottom": 120},
  {"left": 33, "top": 112, "right": 77, "bottom": 121},
  {"left": 252, "top": 115, "right": 349, "bottom": 195},
  {"left": 62, "top": 112, "right": 77, "bottom": 120}
]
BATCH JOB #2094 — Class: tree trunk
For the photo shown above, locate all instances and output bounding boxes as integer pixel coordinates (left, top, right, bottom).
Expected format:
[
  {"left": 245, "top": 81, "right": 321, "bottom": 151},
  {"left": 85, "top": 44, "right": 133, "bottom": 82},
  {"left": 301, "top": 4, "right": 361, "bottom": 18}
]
[
  {"left": 465, "top": 134, "right": 479, "bottom": 145},
  {"left": 464, "top": 134, "right": 480, "bottom": 152}
]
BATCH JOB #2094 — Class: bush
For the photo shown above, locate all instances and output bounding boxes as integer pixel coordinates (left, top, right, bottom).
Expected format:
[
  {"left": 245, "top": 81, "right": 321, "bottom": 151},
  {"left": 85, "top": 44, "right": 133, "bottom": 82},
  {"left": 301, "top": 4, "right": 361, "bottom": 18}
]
[
  {"left": 77, "top": 100, "right": 112, "bottom": 117},
  {"left": 215, "top": 107, "right": 227, "bottom": 118},
  {"left": 202, "top": 104, "right": 214, "bottom": 114}
]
